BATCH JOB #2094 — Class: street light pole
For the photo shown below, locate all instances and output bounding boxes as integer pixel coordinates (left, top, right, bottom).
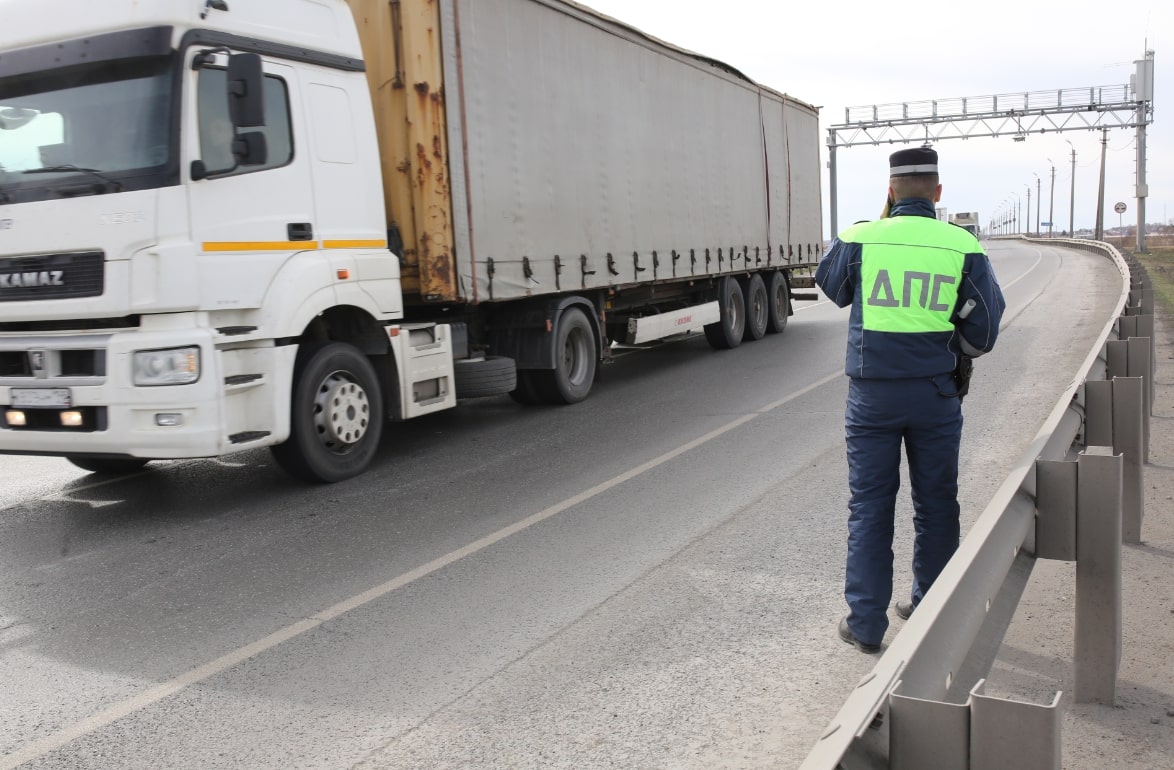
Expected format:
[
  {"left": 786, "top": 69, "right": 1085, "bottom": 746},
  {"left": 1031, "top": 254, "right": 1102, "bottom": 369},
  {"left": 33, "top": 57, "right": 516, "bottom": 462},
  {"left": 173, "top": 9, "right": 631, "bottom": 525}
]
[
  {"left": 1025, "top": 184, "right": 1032, "bottom": 237},
  {"left": 1033, "top": 172, "right": 1042, "bottom": 236},
  {"left": 1047, "top": 158, "right": 1056, "bottom": 238},
  {"left": 1095, "top": 128, "right": 1108, "bottom": 241},
  {"left": 1065, "top": 140, "right": 1076, "bottom": 236}
]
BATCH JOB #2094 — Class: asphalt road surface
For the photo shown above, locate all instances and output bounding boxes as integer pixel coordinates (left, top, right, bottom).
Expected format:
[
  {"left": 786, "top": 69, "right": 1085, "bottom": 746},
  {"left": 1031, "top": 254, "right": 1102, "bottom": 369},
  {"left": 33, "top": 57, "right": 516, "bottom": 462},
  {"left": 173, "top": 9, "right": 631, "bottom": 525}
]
[{"left": 0, "top": 240, "right": 1122, "bottom": 769}]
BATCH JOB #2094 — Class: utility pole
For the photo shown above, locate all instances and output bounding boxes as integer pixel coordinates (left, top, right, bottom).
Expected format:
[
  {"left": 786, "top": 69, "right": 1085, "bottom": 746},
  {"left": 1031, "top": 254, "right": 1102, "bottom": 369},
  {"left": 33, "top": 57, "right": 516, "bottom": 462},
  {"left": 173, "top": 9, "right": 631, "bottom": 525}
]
[
  {"left": 1134, "top": 50, "right": 1154, "bottom": 253},
  {"left": 1033, "top": 172, "right": 1041, "bottom": 236},
  {"left": 1065, "top": 140, "right": 1076, "bottom": 236},
  {"left": 1095, "top": 128, "right": 1108, "bottom": 241},
  {"left": 1026, "top": 184, "right": 1032, "bottom": 237}
]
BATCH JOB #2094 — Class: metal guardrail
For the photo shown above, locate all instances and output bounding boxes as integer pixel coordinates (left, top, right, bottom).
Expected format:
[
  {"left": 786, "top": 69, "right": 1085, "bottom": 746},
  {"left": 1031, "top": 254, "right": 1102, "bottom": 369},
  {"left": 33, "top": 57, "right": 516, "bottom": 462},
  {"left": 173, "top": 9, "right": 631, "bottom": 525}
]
[{"left": 799, "top": 238, "right": 1153, "bottom": 769}]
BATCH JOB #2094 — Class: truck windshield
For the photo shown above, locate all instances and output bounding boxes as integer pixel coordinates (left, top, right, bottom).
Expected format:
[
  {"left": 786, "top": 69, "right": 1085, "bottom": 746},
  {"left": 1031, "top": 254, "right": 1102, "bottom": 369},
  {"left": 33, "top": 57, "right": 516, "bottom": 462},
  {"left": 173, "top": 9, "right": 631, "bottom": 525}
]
[{"left": 0, "top": 56, "right": 174, "bottom": 202}]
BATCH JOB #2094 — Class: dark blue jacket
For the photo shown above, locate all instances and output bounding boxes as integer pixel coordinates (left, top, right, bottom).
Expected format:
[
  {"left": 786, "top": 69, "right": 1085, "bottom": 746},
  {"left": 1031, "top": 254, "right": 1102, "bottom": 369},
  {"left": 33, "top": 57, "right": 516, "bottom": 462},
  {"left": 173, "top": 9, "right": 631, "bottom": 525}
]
[{"left": 815, "top": 198, "right": 1006, "bottom": 379}]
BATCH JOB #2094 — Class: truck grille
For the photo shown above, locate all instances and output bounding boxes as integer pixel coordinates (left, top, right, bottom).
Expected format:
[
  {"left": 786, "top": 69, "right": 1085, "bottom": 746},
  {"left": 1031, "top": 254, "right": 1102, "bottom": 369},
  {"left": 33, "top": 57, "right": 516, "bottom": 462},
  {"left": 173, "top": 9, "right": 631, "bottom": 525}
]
[
  {"left": 0, "top": 334, "right": 110, "bottom": 386},
  {"left": 0, "top": 251, "right": 104, "bottom": 302},
  {"left": 0, "top": 348, "right": 105, "bottom": 378}
]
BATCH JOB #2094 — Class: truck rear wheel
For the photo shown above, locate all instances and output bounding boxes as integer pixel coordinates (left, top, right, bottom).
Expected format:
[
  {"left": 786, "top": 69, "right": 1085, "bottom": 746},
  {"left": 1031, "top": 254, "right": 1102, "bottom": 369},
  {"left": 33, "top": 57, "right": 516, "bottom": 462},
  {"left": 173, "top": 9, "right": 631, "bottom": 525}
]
[
  {"left": 704, "top": 276, "right": 745, "bottom": 349},
  {"left": 765, "top": 271, "right": 790, "bottom": 334},
  {"left": 270, "top": 341, "right": 383, "bottom": 483},
  {"left": 66, "top": 456, "right": 150, "bottom": 475},
  {"left": 740, "top": 273, "right": 768, "bottom": 341},
  {"left": 532, "top": 306, "right": 597, "bottom": 404}
]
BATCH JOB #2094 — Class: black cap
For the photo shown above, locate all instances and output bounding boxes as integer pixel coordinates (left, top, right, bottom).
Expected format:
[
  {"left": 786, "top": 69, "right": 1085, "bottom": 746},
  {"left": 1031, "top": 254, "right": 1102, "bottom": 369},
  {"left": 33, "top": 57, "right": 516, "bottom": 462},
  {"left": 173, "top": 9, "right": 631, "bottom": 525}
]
[{"left": 889, "top": 147, "right": 938, "bottom": 177}]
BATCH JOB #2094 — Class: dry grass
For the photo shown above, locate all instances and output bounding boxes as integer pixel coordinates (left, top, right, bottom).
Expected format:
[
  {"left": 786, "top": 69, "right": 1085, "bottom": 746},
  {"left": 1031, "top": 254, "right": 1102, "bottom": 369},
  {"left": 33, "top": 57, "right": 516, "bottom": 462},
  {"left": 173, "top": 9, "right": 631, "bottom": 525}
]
[
  {"left": 1098, "top": 235, "right": 1174, "bottom": 315},
  {"left": 1131, "top": 243, "right": 1174, "bottom": 316}
]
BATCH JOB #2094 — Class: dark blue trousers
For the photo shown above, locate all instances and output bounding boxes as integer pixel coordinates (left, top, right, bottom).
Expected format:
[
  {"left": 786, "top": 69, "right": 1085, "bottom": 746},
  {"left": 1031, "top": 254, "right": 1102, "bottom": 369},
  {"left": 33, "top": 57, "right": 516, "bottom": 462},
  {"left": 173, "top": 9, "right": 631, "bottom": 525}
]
[{"left": 843, "top": 376, "right": 962, "bottom": 647}]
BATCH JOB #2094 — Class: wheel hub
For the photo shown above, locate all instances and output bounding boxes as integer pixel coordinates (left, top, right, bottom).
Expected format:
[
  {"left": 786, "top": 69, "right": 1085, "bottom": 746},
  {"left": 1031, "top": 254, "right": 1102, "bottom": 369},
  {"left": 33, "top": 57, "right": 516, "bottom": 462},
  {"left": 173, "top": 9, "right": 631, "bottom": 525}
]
[{"left": 314, "top": 372, "right": 370, "bottom": 451}]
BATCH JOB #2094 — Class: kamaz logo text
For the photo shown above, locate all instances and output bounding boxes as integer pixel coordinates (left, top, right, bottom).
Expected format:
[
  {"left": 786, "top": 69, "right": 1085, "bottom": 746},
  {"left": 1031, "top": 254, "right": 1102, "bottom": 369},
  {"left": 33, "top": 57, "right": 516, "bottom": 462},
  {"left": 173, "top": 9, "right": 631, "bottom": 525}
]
[
  {"left": 867, "top": 270, "right": 955, "bottom": 311},
  {"left": 0, "top": 270, "right": 65, "bottom": 289},
  {"left": 100, "top": 211, "right": 144, "bottom": 226}
]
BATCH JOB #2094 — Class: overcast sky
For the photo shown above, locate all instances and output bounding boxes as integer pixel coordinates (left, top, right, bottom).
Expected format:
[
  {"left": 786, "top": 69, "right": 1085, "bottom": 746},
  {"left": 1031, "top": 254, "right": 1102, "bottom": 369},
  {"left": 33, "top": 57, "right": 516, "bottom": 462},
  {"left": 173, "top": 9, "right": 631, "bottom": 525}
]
[{"left": 581, "top": 0, "right": 1168, "bottom": 239}]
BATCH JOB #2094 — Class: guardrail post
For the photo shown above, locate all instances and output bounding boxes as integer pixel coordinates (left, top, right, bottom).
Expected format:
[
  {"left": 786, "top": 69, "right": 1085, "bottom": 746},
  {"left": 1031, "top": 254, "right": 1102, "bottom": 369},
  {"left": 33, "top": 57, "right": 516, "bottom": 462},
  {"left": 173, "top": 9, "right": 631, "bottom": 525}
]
[
  {"left": 1083, "top": 377, "right": 1144, "bottom": 543},
  {"left": 1127, "top": 338, "right": 1152, "bottom": 459},
  {"left": 1074, "top": 447, "right": 1123, "bottom": 704},
  {"left": 889, "top": 679, "right": 1063, "bottom": 769},
  {"left": 969, "top": 680, "right": 1062, "bottom": 770},
  {"left": 1118, "top": 315, "right": 1156, "bottom": 415},
  {"left": 1035, "top": 459, "right": 1076, "bottom": 561},
  {"left": 890, "top": 688, "right": 969, "bottom": 770},
  {"left": 1106, "top": 338, "right": 1152, "bottom": 460},
  {"left": 1112, "top": 377, "right": 1145, "bottom": 543},
  {"left": 1035, "top": 446, "right": 1124, "bottom": 704}
]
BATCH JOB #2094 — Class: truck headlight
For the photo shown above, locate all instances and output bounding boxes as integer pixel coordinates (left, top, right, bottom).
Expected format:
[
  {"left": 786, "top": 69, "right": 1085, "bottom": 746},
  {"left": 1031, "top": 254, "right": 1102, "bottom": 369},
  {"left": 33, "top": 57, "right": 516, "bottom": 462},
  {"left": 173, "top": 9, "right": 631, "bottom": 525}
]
[{"left": 133, "top": 347, "right": 201, "bottom": 386}]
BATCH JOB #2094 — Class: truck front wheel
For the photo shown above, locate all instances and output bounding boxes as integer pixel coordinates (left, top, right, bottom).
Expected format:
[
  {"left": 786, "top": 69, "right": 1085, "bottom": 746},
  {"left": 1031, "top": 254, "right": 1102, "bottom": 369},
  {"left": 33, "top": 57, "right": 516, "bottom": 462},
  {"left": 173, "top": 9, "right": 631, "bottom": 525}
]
[{"left": 270, "top": 341, "right": 384, "bottom": 483}]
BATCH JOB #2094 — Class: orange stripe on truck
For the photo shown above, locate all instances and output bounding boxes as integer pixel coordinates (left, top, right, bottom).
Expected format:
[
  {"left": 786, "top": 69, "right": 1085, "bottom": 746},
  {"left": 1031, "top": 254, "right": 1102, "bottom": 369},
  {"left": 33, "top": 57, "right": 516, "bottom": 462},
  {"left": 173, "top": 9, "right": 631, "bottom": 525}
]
[{"left": 202, "top": 240, "right": 388, "bottom": 252}]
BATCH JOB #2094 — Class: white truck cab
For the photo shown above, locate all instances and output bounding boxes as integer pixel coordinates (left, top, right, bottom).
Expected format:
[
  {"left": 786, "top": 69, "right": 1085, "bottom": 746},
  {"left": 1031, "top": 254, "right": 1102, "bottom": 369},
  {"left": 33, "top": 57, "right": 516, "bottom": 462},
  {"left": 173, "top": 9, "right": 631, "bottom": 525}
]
[{"left": 0, "top": 0, "right": 447, "bottom": 481}]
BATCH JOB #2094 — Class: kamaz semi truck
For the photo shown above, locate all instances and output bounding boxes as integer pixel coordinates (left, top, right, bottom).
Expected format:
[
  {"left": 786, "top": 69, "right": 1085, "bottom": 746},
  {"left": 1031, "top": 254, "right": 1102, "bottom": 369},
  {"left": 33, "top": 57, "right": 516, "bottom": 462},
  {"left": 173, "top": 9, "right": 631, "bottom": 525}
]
[
  {"left": 951, "top": 211, "right": 980, "bottom": 237},
  {"left": 0, "top": 0, "right": 824, "bottom": 482}
]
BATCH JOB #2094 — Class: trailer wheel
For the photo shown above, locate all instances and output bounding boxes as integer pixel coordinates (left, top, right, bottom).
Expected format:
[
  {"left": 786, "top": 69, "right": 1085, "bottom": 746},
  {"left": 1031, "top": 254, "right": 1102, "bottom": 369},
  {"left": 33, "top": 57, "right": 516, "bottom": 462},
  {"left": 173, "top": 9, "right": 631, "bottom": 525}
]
[
  {"left": 704, "top": 276, "right": 745, "bottom": 349},
  {"left": 740, "top": 273, "right": 769, "bottom": 341},
  {"left": 66, "top": 457, "right": 150, "bottom": 475},
  {"left": 765, "top": 271, "right": 790, "bottom": 335},
  {"left": 455, "top": 355, "right": 517, "bottom": 399},
  {"left": 270, "top": 341, "right": 383, "bottom": 483},
  {"left": 533, "top": 306, "right": 597, "bottom": 404}
]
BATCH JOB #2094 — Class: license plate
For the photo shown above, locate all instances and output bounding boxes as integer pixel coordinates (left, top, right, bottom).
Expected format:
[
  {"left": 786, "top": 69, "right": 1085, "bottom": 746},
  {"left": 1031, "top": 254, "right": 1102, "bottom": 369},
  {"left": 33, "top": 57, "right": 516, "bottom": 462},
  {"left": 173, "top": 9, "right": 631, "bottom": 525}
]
[{"left": 10, "top": 388, "right": 72, "bottom": 408}]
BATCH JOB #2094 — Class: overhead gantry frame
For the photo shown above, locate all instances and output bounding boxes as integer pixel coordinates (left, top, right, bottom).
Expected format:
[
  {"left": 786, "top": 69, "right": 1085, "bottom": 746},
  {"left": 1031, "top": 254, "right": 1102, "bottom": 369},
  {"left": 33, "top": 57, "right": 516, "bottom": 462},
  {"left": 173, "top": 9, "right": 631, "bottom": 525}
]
[{"left": 826, "top": 51, "right": 1155, "bottom": 251}]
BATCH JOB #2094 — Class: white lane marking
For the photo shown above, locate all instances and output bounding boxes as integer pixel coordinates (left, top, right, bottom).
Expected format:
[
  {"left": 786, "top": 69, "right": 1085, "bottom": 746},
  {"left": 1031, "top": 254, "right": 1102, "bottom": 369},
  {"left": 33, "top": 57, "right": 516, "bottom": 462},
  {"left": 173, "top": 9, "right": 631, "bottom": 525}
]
[
  {"left": 991, "top": 247, "right": 1051, "bottom": 328},
  {"left": 794, "top": 299, "right": 831, "bottom": 310},
  {"left": 997, "top": 249, "right": 1043, "bottom": 290},
  {"left": 1, "top": 369, "right": 844, "bottom": 768}
]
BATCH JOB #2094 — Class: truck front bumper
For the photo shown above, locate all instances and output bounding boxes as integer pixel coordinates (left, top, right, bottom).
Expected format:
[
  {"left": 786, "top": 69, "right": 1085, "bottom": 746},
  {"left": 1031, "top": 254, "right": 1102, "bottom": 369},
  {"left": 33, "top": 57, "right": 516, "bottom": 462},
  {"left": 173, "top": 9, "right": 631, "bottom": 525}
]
[{"left": 0, "top": 328, "right": 227, "bottom": 460}]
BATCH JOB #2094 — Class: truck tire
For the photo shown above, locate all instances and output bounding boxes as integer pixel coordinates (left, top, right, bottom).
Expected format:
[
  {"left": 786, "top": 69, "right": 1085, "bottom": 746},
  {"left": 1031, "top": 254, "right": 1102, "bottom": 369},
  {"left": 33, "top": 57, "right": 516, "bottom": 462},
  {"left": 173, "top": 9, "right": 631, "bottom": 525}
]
[
  {"left": 765, "top": 271, "right": 790, "bottom": 334},
  {"left": 455, "top": 355, "right": 517, "bottom": 399},
  {"left": 270, "top": 341, "right": 383, "bottom": 483},
  {"left": 532, "top": 306, "right": 597, "bottom": 404},
  {"left": 704, "top": 276, "right": 745, "bottom": 349},
  {"left": 740, "top": 273, "right": 768, "bottom": 341},
  {"left": 66, "top": 456, "right": 150, "bottom": 475}
]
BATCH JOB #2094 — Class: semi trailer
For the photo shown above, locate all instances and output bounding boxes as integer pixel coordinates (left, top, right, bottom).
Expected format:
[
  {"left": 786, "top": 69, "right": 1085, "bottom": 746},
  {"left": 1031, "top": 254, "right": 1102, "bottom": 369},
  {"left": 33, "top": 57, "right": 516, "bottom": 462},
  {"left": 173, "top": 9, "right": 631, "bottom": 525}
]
[{"left": 0, "top": 0, "right": 824, "bottom": 482}]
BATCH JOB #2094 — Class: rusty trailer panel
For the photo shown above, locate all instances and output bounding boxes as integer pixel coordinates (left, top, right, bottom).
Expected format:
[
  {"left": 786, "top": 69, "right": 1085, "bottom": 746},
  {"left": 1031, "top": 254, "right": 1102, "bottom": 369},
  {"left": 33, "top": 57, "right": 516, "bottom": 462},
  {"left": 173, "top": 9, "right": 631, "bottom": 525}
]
[
  {"left": 346, "top": 0, "right": 823, "bottom": 306},
  {"left": 346, "top": 0, "right": 459, "bottom": 302}
]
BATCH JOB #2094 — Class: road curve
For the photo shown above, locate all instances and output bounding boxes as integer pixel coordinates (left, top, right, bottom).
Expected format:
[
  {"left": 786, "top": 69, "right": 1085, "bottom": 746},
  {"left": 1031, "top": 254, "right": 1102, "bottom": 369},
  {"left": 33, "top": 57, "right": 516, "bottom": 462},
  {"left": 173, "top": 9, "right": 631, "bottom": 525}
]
[{"left": 0, "top": 240, "right": 1120, "bottom": 769}]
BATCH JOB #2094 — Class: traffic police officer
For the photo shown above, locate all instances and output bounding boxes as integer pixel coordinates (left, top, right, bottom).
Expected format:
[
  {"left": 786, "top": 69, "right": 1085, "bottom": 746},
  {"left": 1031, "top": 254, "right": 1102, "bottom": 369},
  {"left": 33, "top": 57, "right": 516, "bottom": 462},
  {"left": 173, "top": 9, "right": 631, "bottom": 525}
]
[{"left": 815, "top": 146, "right": 1006, "bottom": 653}]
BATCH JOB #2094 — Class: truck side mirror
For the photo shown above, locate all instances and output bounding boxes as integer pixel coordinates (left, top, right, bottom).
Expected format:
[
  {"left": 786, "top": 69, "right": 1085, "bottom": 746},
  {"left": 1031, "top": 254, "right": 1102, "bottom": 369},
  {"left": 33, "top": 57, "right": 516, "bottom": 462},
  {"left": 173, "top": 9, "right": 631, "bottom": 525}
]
[
  {"left": 232, "top": 131, "right": 268, "bottom": 166},
  {"left": 227, "top": 53, "right": 265, "bottom": 128}
]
